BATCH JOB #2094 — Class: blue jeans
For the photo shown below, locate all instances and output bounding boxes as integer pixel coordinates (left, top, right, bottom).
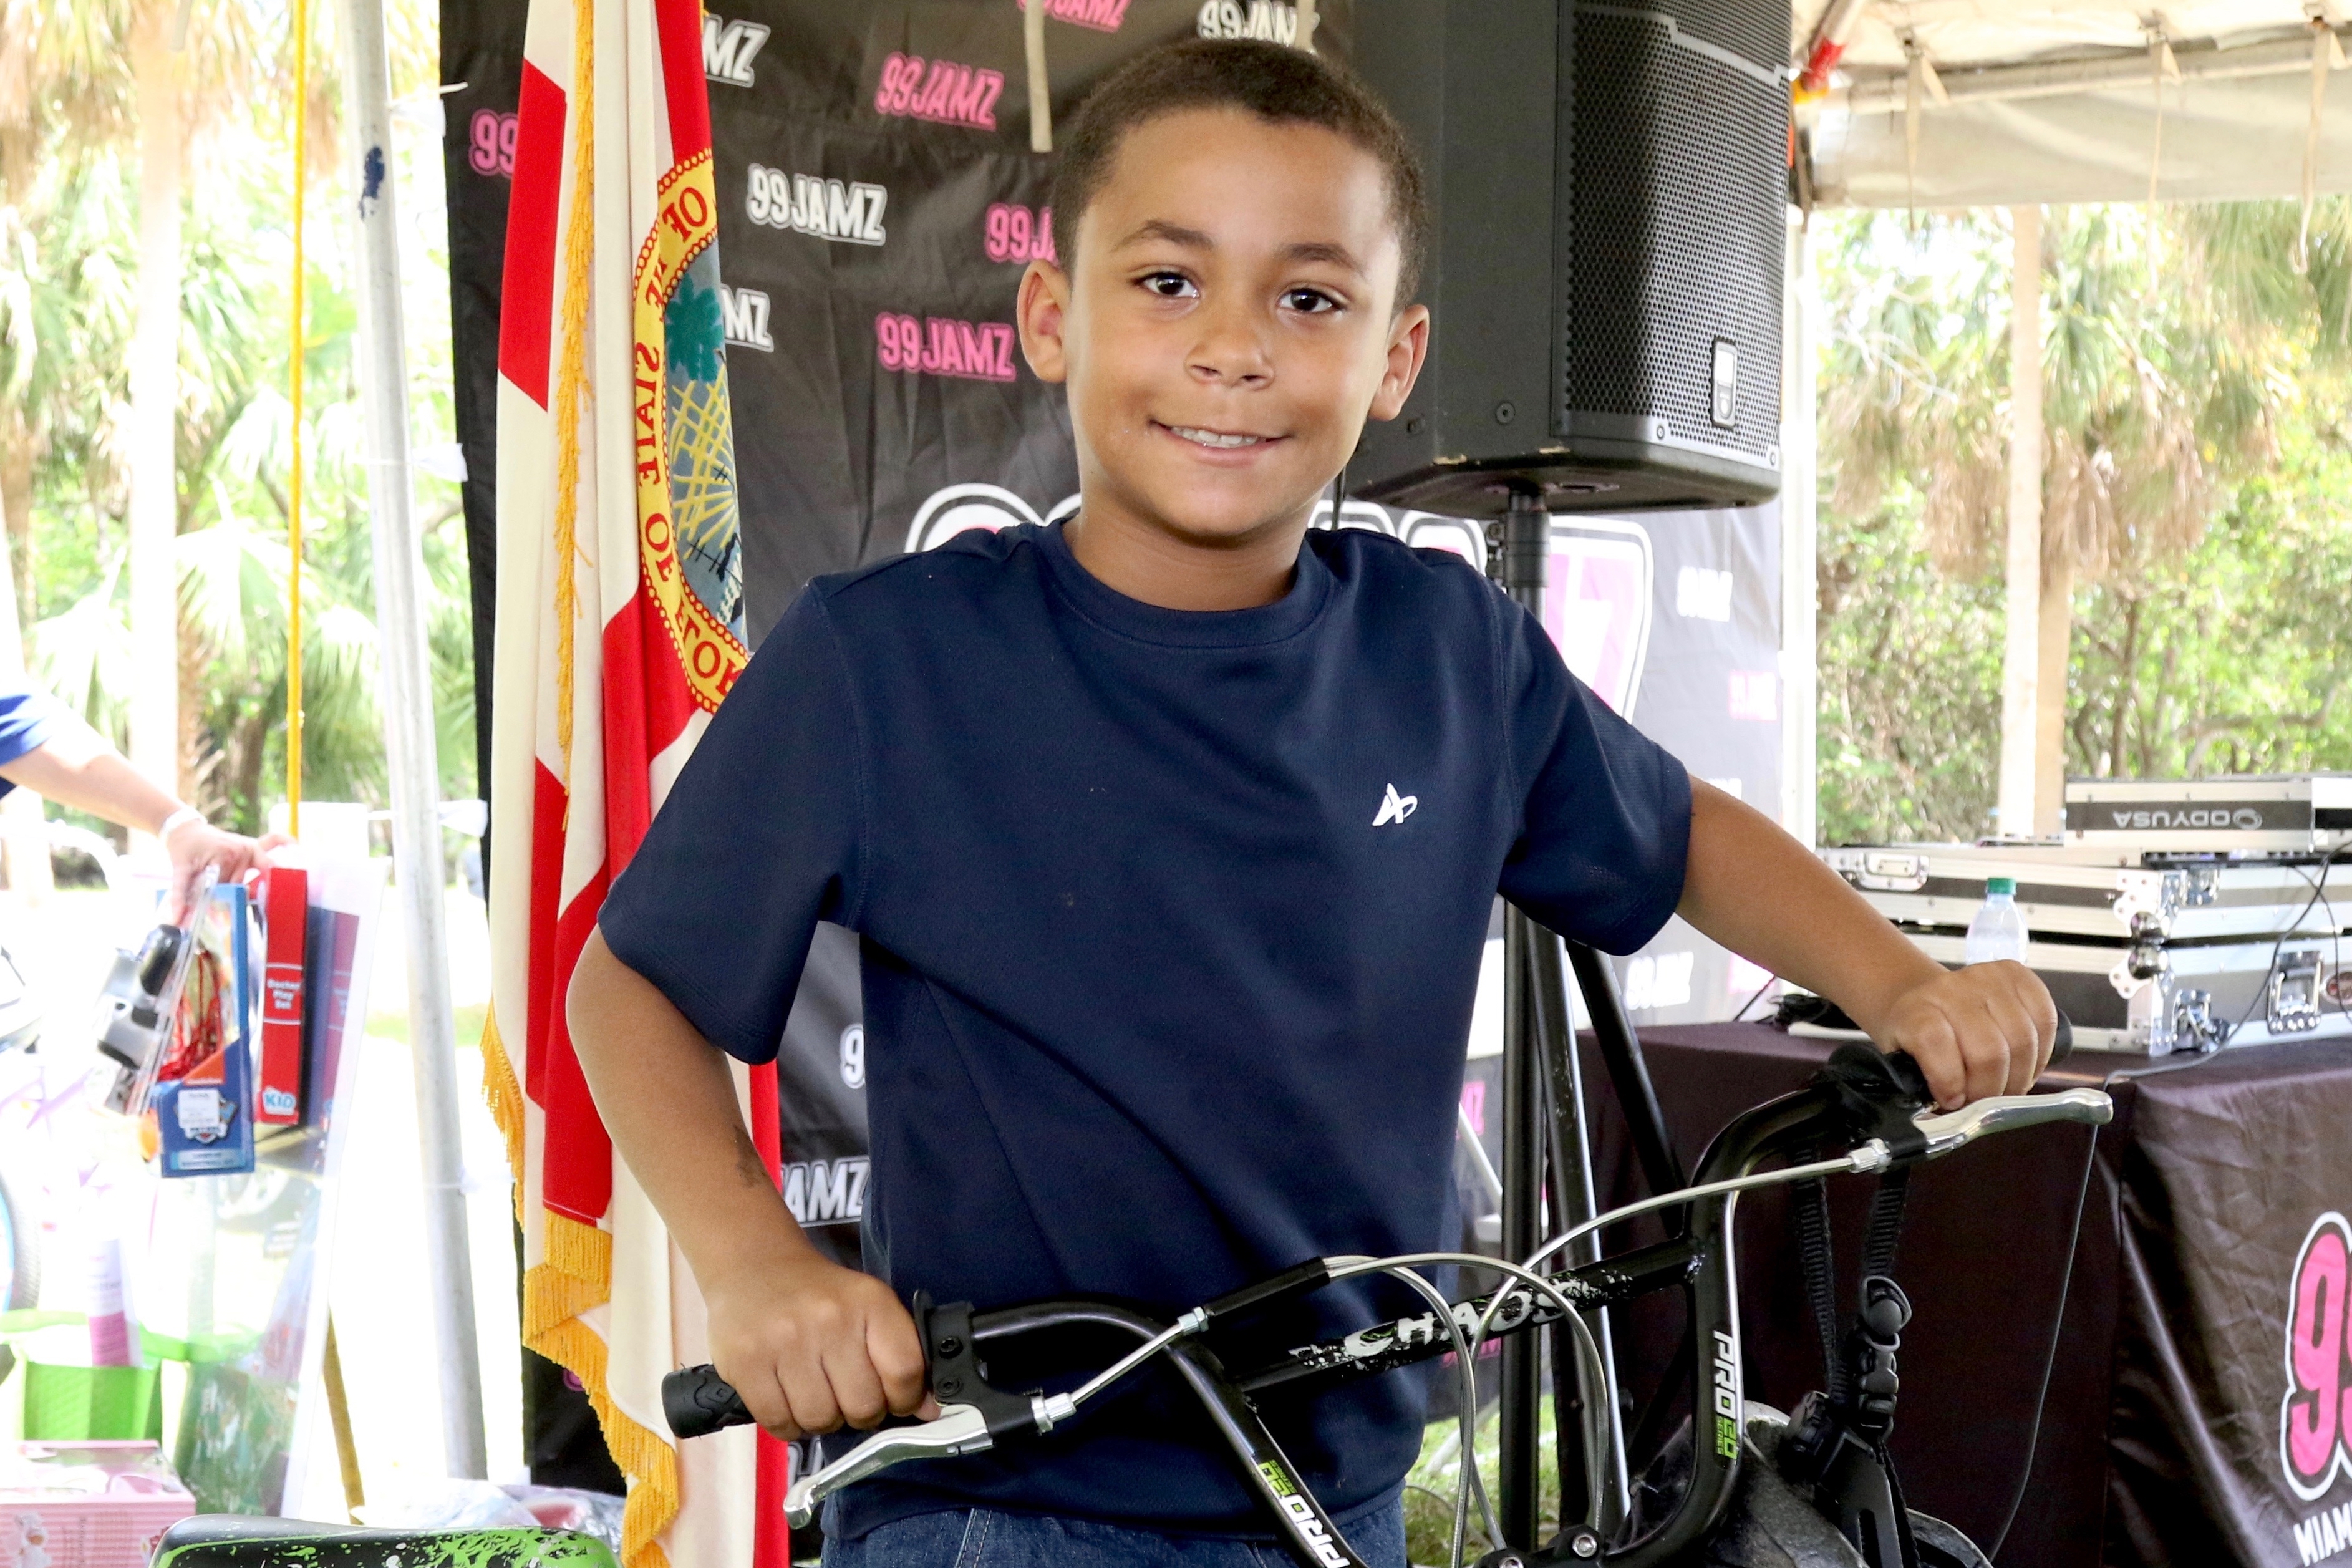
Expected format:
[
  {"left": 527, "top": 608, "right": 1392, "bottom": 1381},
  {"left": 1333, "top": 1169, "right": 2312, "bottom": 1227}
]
[{"left": 820, "top": 1498, "right": 1408, "bottom": 1568}]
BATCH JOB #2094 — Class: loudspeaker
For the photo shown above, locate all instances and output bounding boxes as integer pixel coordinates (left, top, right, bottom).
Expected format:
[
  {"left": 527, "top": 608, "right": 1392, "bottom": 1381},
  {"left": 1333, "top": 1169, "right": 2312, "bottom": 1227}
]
[{"left": 1352, "top": 0, "right": 1791, "bottom": 516}]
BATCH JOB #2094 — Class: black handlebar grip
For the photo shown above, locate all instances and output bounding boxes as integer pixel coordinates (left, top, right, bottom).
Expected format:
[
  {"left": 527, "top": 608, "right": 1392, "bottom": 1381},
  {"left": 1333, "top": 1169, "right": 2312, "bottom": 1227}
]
[
  {"left": 664, "top": 1363, "right": 753, "bottom": 1440},
  {"left": 2050, "top": 1008, "right": 2074, "bottom": 1068}
]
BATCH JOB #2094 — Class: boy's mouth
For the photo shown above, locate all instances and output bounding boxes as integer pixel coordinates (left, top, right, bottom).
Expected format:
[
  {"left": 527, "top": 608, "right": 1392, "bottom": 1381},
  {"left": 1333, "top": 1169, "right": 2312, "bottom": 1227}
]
[{"left": 1156, "top": 421, "right": 1282, "bottom": 451}]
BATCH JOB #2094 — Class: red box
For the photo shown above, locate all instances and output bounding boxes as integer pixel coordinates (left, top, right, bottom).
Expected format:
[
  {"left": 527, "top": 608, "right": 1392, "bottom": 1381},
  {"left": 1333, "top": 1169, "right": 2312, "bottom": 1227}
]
[
  {"left": 0, "top": 1441, "right": 194, "bottom": 1568},
  {"left": 256, "top": 864, "right": 308, "bottom": 1125}
]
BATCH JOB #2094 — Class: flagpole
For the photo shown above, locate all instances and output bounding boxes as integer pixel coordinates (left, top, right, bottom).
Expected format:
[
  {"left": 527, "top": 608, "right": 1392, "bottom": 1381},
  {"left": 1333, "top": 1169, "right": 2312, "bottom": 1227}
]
[{"left": 341, "top": 0, "right": 488, "bottom": 1478}]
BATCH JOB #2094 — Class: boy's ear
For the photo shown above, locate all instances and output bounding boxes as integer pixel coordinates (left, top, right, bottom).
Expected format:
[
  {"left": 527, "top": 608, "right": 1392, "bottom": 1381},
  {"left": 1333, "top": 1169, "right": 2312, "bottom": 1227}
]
[
  {"left": 1017, "top": 259, "right": 1072, "bottom": 385},
  {"left": 1367, "top": 302, "right": 1431, "bottom": 423}
]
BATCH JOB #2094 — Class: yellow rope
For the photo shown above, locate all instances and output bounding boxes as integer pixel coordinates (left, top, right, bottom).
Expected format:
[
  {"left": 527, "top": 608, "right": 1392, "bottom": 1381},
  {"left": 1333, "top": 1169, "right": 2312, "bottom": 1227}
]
[
  {"left": 286, "top": 0, "right": 306, "bottom": 836},
  {"left": 550, "top": 0, "right": 594, "bottom": 785}
]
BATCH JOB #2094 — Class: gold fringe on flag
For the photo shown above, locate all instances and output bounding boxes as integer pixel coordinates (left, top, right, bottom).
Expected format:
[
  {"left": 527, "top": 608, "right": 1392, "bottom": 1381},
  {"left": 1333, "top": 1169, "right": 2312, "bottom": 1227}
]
[{"left": 481, "top": 1009, "right": 527, "bottom": 1223}]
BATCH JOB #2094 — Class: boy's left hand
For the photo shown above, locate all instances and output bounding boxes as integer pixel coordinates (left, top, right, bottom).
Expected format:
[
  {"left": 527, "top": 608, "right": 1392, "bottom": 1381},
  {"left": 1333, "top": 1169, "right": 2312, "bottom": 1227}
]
[{"left": 1870, "top": 961, "right": 2059, "bottom": 1111}]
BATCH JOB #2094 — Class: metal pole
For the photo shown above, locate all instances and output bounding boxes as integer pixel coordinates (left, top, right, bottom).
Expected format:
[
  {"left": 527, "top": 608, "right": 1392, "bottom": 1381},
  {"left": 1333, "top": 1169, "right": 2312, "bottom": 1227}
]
[
  {"left": 1779, "top": 208, "right": 1819, "bottom": 851},
  {"left": 1995, "top": 204, "right": 2043, "bottom": 840},
  {"left": 1566, "top": 942, "right": 1684, "bottom": 1201},
  {"left": 1533, "top": 925, "right": 1628, "bottom": 1532},
  {"left": 1491, "top": 490, "right": 1551, "bottom": 1549},
  {"left": 341, "top": 0, "right": 488, "bottom": 1479},
  {"left": 1498, "top": 905, "right": 1544, "bottom": 1549}
]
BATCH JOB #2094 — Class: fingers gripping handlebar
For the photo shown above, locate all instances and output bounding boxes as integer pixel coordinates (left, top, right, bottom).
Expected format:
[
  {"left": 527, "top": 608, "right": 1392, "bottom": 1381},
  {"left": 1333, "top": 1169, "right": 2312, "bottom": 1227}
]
[{"left": 661, "top": 1290, "right": 1047, "bottom": 1443}]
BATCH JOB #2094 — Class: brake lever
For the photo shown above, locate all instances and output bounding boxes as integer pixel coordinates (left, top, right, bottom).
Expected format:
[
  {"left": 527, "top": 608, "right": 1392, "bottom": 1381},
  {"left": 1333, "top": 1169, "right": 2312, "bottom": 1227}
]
[
  {"left": 1910, "top": 1086, "right": 2112, "bottom": 1157},
  {"left": 782, "top": 1403, "right": 995, "bottom": 1527}
]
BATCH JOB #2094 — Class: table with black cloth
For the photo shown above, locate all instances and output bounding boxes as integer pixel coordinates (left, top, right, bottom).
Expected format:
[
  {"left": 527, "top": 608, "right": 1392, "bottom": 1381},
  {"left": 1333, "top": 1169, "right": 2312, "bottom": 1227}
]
[{"left": 1565, "top": 1023, "right": 2352, "bottom": 1568}]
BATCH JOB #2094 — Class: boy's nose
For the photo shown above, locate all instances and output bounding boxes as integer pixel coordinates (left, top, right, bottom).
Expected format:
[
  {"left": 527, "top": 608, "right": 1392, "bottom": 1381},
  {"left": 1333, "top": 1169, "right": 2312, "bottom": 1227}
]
[{"left": 1185, "top": 302, "right": 1273, "bottom": 387}]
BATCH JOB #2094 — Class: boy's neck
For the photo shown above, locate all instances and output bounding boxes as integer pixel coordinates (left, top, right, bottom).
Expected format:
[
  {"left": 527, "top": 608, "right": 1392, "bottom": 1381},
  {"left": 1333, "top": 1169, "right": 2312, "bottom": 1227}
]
[{"left": 1062, "top": 500, "right": 1310, "bottom": 612}]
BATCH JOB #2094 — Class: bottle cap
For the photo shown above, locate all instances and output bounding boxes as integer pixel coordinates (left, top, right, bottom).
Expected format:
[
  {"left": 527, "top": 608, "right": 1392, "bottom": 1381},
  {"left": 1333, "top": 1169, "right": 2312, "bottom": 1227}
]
[{"left": 1986, "top": 876, "right": 2016, "bottom": 895}]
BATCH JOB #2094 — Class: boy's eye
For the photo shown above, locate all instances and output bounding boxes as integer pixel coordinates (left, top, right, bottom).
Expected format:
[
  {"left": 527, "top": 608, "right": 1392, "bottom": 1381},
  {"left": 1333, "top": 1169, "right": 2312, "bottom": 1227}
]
[
  {"left": 1282, "top": 288, "right": 1340, "bottom": 315},
  {"left": 1141, "top": 271, "right": 1199, "bottom": 299}
]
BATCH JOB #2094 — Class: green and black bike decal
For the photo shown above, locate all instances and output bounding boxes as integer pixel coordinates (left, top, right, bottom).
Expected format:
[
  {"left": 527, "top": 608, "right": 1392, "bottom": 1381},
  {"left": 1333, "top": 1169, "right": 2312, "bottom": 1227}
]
[{"left": 150, "top": 1525, "right": 618, "bottom": 1567}]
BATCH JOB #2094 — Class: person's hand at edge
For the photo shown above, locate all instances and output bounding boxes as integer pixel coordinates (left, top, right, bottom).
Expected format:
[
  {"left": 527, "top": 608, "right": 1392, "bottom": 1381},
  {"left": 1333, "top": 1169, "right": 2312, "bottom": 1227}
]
[{"left": 162, "top": 810, "right": 293, "bottom": 921}]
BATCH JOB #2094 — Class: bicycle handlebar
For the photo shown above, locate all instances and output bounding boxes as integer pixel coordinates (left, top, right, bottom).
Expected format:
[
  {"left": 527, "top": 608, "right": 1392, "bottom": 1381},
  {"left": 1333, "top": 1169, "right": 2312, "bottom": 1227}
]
[{"left": 664, "top": 1037, "right": 2109, "bottom": 1544}]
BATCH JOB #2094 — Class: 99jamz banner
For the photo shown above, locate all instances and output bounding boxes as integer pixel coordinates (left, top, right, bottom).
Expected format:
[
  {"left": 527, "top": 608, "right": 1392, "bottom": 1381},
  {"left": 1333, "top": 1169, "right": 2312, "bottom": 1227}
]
[{"left": 445, "top": 0, "right": 1786, "bottom": 1269}]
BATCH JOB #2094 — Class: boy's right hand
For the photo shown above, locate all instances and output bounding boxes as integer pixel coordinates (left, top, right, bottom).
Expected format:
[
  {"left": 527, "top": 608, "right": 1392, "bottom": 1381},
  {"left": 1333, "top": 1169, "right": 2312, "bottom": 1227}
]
[{"left": 705, "top": 1246, "right": 937, "bottom": 1441}]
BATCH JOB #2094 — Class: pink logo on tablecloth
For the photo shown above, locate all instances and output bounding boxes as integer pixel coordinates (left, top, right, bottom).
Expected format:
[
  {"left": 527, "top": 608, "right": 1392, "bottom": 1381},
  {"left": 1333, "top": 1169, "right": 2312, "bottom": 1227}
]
[{"left": 2283, "top": 1211, "right": 2352, "bottom": 1501}]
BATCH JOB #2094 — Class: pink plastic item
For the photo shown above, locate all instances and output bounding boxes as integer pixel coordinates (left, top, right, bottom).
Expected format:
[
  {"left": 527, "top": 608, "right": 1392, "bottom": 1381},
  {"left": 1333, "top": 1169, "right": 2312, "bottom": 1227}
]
[{"left": 0, "top": 1441, "right": 194, "bottom": 1568}]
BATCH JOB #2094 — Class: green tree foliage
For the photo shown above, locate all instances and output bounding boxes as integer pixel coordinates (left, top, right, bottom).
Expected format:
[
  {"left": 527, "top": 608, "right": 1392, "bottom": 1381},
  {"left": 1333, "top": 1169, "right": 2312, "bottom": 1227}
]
[
  {"left": 1816, "top": 200, "right": 2351, "bottom": 844},
  {"left": 2066, "top": 417, "right": 2352, "bottom": 781},
  {"left": 1, "top": 0, "right": 468, "bottom": 835}
]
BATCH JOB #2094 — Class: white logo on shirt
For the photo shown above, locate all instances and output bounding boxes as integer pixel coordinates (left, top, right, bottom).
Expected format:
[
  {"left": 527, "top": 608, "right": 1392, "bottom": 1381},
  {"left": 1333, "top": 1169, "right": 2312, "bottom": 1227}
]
[{"left": 1373, "top": 783, "right": 1418, "bottom": 826}]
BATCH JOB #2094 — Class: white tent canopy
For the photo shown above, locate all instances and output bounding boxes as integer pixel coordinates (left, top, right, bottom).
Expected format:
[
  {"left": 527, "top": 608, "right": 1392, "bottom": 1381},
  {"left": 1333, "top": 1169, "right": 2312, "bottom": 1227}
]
[{"left": 1799, "top": 1, "right": 2351, "bottom": 207}]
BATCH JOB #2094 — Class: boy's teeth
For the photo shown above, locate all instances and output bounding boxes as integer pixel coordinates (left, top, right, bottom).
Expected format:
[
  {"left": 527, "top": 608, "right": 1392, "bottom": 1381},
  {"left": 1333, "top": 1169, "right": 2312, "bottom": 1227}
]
[{"left": 1168, "top": 425, "right": 1264, "bottom": 449}]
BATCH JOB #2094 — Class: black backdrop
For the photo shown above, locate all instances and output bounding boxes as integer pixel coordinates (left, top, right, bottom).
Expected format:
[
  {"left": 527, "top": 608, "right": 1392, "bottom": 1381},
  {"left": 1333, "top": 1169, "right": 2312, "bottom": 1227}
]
[{"left": 443, "top": 0, "right": 1793, "bottom": 1483}]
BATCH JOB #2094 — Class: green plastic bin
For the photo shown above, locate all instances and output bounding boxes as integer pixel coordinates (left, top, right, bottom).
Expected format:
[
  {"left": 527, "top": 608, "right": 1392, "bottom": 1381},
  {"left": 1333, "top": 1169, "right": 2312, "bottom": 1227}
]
[{"left": 21, "top": 1358, "right": 165, "bottom": 1440}]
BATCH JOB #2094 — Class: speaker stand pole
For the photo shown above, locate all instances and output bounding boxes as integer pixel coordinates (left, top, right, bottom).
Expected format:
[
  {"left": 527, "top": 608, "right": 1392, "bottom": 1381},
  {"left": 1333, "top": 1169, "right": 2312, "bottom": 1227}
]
[
  {"left": 1534, "top": 922, "right": 1628, "bottom": 1534},
  {"left": 1491, "top": 489, "right": 1550, "bottom": 1551}
]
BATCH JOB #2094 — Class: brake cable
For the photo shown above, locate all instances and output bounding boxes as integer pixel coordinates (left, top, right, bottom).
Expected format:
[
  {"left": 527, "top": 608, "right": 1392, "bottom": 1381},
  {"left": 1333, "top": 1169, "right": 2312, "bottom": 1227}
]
[{"left": 1323, "top": 1251, "right": 1590, "bottom": 1567}]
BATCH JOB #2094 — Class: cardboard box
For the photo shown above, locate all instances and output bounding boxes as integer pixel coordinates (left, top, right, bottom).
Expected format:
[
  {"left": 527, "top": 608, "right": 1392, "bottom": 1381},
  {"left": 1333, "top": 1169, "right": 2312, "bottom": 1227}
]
[{"left": 255, "top": 866, "right": 307, "bottom": 1125}]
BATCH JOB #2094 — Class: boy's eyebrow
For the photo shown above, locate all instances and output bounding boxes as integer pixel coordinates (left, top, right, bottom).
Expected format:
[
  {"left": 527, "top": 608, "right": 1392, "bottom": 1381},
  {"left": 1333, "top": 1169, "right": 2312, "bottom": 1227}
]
[
  {"left": 1113, "top": 220, "right": 1369, "bottom": 276},
  {"left": 1115, "top": 218, "right": 1216, "bottom": 251},
  {"left": 1279, "top": 240, "right": 1367, "bottom": 275}
]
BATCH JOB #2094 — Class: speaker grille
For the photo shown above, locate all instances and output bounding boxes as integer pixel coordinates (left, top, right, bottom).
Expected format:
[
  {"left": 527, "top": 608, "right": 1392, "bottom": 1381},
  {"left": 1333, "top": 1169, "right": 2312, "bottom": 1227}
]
[
  {"left": 1643, "top": 0, "right": 1789, "bottom": 72},
  {"left": 1561, "top": 4, "right": 1784, "bottom": 462}
]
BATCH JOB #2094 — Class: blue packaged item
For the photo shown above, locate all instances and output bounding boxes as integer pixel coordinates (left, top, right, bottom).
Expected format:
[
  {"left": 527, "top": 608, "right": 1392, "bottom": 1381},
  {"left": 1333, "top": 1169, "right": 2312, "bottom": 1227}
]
[{"left": 155, "top": 883, "right": 256, "bottom": 1178}]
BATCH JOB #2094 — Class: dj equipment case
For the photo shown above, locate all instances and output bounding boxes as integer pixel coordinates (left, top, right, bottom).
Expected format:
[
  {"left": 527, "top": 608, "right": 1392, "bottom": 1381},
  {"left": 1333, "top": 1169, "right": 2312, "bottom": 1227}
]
[
  {"left": 1821, "top": 841, "right": 2352, "bottom": 1054},
  {"left": 2063, "top": 773, "right": 2352, "bottom": 853}
]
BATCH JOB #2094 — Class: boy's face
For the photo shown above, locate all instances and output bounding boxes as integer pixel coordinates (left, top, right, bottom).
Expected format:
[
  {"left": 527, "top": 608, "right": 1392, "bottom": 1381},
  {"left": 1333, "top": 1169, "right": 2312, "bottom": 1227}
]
[{"left": 1019, "top": 108, "right": 1428, "bottom": 552}]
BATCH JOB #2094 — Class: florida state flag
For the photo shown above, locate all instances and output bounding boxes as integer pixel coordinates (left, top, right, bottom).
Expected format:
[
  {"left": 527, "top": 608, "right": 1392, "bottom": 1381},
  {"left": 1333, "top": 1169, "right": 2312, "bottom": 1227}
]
[{"left": 482, "top": 0, "right": 786, "bottom": 1561}]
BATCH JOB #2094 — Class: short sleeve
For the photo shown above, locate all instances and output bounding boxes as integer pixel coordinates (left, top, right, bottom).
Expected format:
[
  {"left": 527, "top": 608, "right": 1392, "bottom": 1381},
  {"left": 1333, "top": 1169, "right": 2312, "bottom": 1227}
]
[
  {"left": 1494, "top": 598, "right": 1692, "bottom": 954},
  {"left": 598, "top": 589, "right": 866, "bottom": 1063},
  {"left": 0, "top": 682, "right": 67, "bottom": 799}
]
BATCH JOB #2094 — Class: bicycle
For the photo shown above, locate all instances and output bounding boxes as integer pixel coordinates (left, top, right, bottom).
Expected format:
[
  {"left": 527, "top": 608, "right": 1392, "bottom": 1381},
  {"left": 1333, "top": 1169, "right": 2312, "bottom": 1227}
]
[{"left": 663, "top": 1032, "right": 2111, "bottom": 1568}]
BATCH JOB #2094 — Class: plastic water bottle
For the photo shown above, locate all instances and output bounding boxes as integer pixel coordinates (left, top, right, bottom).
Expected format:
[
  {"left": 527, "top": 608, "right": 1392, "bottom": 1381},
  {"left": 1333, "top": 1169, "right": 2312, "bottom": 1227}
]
[{"left": 1964, "top": 876, "right": 2029, "bottom": 965}]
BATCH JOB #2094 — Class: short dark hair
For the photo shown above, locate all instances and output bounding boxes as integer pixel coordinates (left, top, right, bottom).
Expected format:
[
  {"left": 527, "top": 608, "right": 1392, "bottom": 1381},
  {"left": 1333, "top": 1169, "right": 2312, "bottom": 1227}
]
[{"left": 1049, "top": 39, "right": 1429, "bottom": 306}]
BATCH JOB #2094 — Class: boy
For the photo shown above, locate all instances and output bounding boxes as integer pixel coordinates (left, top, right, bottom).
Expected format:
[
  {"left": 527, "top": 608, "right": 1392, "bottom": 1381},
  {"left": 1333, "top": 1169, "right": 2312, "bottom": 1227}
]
[{"left": 570, "top": 37, "right": 2056, "bottom": 1568}]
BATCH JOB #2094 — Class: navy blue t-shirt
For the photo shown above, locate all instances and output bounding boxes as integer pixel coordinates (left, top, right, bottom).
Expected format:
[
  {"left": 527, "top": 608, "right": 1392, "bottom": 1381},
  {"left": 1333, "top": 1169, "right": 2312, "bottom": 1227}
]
[{"left": 599, "top": 521, "right": 1691, "bottom": 1539}]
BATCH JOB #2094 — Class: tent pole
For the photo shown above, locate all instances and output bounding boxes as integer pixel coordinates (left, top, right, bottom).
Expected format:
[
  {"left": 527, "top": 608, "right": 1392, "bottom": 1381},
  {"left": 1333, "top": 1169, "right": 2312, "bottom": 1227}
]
[
  {"left": 1781, "top": 208, "right": 1818, "bottom": 849},
  {"left": 1842, "top": 27, "right": 2343, "bottom": 115},
  {"left": 341, "top": 0, "right": 488, "bottom": 1479},
  {"left": 1996, "top": 205, "right": 2042, "bottom": 840}
]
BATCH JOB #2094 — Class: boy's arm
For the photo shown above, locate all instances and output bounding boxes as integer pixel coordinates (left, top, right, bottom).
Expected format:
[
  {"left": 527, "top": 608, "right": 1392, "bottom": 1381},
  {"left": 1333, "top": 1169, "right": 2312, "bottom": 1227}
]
[
  {"left": 1675, "top": 778, "right": 2057, "bottom": 1110},
  {"left": 568, "top": 928, "right": 934, "bottom": 1439}
]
